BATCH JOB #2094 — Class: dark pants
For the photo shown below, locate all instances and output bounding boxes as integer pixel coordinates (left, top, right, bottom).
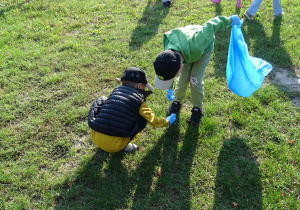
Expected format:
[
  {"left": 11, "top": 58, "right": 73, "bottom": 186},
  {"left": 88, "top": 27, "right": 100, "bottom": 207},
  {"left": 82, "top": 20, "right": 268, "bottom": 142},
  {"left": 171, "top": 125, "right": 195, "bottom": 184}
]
[{"left": 130, "top": 116, "right": 147, "bottom": 140}]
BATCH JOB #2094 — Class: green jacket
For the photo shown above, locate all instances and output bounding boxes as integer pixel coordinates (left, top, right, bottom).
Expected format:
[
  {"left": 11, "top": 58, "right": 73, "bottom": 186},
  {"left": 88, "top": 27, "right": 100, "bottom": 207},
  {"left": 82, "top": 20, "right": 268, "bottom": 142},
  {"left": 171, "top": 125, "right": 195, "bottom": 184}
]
[{"left": 163, "top": 16, "right": 233, "bottom": 64}]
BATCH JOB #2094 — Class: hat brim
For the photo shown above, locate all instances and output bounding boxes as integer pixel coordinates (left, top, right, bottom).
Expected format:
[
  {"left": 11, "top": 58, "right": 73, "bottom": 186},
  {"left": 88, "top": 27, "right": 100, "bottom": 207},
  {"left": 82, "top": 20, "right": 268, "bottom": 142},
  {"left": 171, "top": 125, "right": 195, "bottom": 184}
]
[
  {"left": 154, "top": 75, "right": 175, "bottom": 90},
  {"left": 146, "top": 83, "right": 154, "bottom": 92}
]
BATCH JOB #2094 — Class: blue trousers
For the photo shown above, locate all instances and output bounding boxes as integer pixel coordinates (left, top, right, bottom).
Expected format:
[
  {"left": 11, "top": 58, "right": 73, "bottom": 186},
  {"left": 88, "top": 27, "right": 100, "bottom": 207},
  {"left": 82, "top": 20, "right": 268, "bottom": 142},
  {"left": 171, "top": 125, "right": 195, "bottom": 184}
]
[{"left": 248, "top": 0, "right": 282, "bottom": 16}]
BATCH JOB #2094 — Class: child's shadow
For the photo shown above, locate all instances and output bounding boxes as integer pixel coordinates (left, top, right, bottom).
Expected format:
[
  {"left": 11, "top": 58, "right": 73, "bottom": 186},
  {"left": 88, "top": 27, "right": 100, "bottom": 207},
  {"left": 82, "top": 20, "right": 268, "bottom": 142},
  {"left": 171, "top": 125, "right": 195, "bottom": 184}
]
[
  {"left": 244, "top": 18, "right": 294, "bottom": 70},
  {"left": 54, "top": 114, "right": 200, "bottom": 209},
  {"left": 212, "top": 3, "right": 232, "bottom": 79},
  {"left": 54, "top": 150, "right": 132, "bottom": 209},
  {"left": 129, "top": 0, "right": 170, "bottom": 50},
  {"left": 131, "top": 116, "right": 200, "bottom": 208},
  {"left": 213, "top": 15, "right": 298, "bottom": 95},
  {"left": 244, "top": 18, "right": 299, "bottom": 93},
  {"left": 213, "top": 137, "right": 262, "bottom": 209},
  {"left": 214, "top": 2, "right": 222, "bottom": 16}
]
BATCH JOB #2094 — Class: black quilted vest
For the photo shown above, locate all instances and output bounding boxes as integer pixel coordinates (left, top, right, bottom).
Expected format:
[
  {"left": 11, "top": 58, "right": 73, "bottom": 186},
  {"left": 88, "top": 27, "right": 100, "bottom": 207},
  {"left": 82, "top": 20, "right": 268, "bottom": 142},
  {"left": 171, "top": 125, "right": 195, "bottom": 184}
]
[{"left": 88, "top": 85, "right": 145, "bottom": 137}]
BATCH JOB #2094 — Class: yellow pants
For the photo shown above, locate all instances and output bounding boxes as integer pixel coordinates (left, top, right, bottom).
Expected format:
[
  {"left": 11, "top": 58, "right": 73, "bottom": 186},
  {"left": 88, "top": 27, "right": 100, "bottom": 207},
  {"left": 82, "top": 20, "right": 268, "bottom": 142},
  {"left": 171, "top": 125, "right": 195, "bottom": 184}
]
[{"left": 91, "top": 129, "right": 130, "bottom": 153}]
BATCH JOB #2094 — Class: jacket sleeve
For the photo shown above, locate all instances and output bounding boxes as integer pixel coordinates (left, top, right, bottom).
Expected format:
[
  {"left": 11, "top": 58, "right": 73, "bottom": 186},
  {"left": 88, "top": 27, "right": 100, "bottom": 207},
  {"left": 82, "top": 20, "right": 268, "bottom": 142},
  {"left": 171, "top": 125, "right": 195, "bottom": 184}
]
[
  {"left": 200, "top": 16, "right": 232, "bottom": 37},
  {"left": 139, "top": 102, "right": 169, "bottom": 128},
  {"left": 163, "top": 16, "right": 232, "bottom": 63}
]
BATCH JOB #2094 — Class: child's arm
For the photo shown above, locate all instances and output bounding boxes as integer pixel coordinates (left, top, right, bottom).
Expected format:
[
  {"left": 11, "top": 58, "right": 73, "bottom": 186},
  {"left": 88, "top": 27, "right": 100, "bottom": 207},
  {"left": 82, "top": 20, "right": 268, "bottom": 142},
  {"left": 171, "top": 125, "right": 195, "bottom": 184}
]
[
  {"left": 200, "top": 16, "right": 233, "bottom": 38},
  {"left": 139, "top": 102, "right": 169, "bottom": 127}
]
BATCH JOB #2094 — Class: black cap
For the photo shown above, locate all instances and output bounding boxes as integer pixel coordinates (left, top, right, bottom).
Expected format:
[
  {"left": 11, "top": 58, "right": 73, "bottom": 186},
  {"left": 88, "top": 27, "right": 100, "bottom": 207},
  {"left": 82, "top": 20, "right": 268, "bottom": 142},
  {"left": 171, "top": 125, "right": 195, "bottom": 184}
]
[
  {"left": 121, "top": 67, "right": 154, "bottom": 92},
  {"left": 153, "top": 50, "right": 181, "bottom": 81}
]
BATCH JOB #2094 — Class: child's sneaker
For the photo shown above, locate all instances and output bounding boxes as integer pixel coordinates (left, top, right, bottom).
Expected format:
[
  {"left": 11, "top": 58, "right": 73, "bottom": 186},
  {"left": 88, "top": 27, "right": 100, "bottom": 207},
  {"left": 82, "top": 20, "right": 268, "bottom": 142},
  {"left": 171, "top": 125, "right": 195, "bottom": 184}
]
[
  {"left": 243, "top": 10, "right": 253, "bottom": 20},
  {"left": 123, "top": 143, "right": 138, "bottom": 153},
  {"left": 186, "top": 107, "right": 203, "bottom": 128},
  {"left": 166, "top": 101, "right": 181, "bottom": 117},
  {"left": 163, "top": 1, "right": 172, "bottom": 7},
  {"left": 275, "top": 12, "right": 284, "bottom": 17},
  {"left": 236, "top": 0, "right": 241, "bottom": 9}
]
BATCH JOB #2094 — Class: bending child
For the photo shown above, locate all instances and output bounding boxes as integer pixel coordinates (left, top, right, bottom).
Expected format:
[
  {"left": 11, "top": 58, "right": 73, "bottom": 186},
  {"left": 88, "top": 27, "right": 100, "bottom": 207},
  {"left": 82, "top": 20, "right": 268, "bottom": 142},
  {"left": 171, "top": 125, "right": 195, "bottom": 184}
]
[
  {"left": 88, "top": 67, "right": 176, "bottom": 153},
  {"left": 153, "top": 16, "right": 241, "bottom": 128}
]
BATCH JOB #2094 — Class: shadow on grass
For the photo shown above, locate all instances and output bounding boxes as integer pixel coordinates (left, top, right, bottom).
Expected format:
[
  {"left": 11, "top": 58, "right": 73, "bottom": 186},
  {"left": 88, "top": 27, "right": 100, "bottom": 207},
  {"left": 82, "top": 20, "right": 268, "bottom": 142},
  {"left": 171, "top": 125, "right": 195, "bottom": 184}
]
[
  {"left": 213, "top": 137, "right": 262, "bottom": 209},
  {"left": 54, "top": 150, "right": 132, "bottom": 209},
  {"left": 131, "top": 117, "right": 200, "bottom": 208},
  {"left": 244, "top": 17, "right": 295, "bottom": 71},
  {"left": 212, "top": 3, "right": 244, "bottom": 78},
  {"left": 212, "top": 10, "right": 296, "bottom": 77},
  {"left": 214, "top": 2, "right": 222, "bottom": 16},
  {"left": 129, "top": 0, "right": 169, "bottom": 50},
  {"left": 55, "top": 114, "right": 200, "bottom": 209},
  {"left": 244, "top": 17, "right": 299, "bottom": 104},
  {"left": 212, "top": 14, "right": 299, "bottom": 107},
  {"left": 212, "top": 3, "right": 231, "bottom": 79}
]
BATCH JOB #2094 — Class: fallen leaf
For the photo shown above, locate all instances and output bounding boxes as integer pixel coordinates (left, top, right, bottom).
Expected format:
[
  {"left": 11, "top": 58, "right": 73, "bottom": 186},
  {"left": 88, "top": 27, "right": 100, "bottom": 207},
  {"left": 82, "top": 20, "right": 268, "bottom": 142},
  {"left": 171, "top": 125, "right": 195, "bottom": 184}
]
[
  {"left": 157, "top": 167, "right": 162, "bottom": 177},
  {"left": 138, "top": 146, "right": 145, "bottom": 152},
  {"left": 232, "top": 202, "right": 239, "bottom": 208},
  {"left": 287, "top": 140, "right": 294, "bottom": 144}
]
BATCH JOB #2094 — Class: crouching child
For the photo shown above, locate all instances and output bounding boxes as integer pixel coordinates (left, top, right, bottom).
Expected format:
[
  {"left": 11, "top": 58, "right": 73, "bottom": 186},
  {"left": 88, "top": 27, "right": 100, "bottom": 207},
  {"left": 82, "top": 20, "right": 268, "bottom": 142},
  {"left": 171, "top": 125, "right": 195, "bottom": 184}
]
[{"left": 88, "top": 67, "right": 176, "bottom": 153}]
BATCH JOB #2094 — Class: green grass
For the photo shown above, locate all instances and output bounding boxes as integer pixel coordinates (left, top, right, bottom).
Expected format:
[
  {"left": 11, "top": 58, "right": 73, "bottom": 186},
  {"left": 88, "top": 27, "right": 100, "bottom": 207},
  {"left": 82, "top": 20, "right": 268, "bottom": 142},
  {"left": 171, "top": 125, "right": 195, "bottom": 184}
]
[{"left": 0, "top": 0, "right": 299, "bottom": 209}]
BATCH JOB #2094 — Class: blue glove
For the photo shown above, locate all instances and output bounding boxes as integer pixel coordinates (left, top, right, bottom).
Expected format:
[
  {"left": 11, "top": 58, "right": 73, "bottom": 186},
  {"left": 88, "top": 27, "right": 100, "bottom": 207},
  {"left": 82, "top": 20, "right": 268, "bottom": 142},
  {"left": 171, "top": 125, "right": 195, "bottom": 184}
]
[
  {"left": 230, "top": 15, "right": 241, "bottom": 26},
  {"left": 166, "top": 113, "right": 176, "bottom": 125},
  {"left": 166, "top": 89, "right": 175, "bottom": 101}
]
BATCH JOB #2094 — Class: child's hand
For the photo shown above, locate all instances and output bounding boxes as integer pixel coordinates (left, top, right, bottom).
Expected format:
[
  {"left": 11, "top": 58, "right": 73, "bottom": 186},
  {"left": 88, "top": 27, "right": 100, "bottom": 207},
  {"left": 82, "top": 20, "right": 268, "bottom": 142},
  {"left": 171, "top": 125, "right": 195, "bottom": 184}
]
[
  {"left": 230, "top": 15, "right": 242, "bottom": 26},
  {"left": 167, "top": 113, "right": 176, "bottom": 125},
  {"left": 166, "top": 89, "right": 175, "bottom": 101}
]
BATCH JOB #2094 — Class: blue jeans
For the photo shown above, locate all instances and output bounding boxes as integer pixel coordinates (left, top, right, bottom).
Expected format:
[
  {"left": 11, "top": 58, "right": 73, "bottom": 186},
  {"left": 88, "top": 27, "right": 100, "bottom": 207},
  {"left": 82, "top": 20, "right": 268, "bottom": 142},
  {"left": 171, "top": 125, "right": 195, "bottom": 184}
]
[{"left": 248, "top": 0, "right": 282, "bottom": 16}]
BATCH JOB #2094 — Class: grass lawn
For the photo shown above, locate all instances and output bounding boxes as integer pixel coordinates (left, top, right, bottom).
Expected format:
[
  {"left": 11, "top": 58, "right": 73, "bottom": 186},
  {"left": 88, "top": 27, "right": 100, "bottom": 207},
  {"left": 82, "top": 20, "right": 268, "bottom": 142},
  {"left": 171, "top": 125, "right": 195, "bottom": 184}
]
[{"left": 0, "top": 0, "right": 299, "bottom": 209}]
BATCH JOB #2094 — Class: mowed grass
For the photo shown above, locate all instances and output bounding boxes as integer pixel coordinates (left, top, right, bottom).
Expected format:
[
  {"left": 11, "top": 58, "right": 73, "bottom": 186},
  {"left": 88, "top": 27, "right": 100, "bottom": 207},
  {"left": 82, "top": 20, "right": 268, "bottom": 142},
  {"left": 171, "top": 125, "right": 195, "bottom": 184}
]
[{"left": 0, "top": 0, "right": 299, "bottom": 209}]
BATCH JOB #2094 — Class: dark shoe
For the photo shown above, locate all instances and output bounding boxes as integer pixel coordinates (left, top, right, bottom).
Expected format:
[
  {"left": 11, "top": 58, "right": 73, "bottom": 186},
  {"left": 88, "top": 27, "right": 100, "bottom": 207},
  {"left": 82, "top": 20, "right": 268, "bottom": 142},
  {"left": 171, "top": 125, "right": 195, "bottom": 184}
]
[
  {"left": 163, "top": 1, "right": 172, "bottom": 7},
  {"left": 123, "top": 143, "right": 138, "bottom": 153},
  {"left": 275, "top": 12, "right": 284, "bottom": 17},
  {"left": 186, "top": 107, "right": 203, "bottom": 128},
  {"left": 243, "top": 11, "right": 253, "bottom": 20},
  {"left": 166, "top": 101, "right": 181, "bottom": 117}
]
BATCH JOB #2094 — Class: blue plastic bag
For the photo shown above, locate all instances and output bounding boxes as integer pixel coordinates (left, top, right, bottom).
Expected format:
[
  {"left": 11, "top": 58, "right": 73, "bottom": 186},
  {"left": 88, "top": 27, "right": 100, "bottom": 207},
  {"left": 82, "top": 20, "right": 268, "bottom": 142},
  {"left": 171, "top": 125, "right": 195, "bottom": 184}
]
[{"left": 226, "top": 23, "right": 273, "bottom": 97}]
